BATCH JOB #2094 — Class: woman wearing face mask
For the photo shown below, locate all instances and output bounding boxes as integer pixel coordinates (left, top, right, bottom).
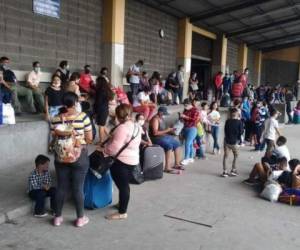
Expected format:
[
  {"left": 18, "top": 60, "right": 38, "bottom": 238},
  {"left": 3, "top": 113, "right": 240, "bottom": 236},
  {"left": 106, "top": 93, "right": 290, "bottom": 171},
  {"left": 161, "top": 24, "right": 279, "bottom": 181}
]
[
  {"left": 136, "top": 114, "right": 152, "bottom": 147},
  {"left": 65, "top": 72, "right": 83, "bottom": 113},
  {"left": 180, "top": 98, "right": 200, "bottom": 166},
  {"left": 79, "top": 65, "right": 95, "bottom": 96},
  {"left": 104, "top": 104, "right": 141, "bottom": 220},
  {"left": 55, "top": 61, "right": 70, "bottom": 88},
  {"left": 26, "top": 61, "right": 45, "bottom": 113}
]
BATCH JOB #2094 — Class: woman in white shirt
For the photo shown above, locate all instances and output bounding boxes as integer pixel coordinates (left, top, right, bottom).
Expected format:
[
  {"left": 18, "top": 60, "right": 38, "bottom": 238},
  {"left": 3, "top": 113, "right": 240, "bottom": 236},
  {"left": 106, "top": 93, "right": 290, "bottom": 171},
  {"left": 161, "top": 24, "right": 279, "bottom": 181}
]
[
  {"left": 208, "top": 101, "right": 221, "bottom": 154},
  {"left": 132, "top": 86, "right": 156, "bottom": 122}
]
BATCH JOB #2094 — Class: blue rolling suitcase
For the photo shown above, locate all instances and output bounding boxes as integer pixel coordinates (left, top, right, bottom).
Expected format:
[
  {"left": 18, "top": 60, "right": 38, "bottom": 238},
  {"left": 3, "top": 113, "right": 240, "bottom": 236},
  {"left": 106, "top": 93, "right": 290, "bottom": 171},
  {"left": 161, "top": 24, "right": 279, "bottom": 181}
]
[{"left": 84, "top": 169, "right": 113, "bottom": 209}]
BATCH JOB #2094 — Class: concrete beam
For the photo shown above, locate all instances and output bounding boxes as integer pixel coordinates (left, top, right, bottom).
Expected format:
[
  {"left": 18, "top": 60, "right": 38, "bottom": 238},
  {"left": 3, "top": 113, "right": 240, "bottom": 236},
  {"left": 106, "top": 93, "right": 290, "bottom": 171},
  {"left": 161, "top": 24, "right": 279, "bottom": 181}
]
[{"left": 192, "top": 25, "right": 217, "bottom": 40}]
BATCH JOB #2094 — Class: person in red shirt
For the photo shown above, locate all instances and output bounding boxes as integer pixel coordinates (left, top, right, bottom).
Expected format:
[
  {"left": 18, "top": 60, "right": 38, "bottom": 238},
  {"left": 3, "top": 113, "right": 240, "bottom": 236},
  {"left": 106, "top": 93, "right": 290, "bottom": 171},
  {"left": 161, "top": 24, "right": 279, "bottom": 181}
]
[
  {"left": 214, "top": 71, "right": 223, "bottom": 102},
  {"left": 240, "top": 68, "right": 249, "bottom": 90},
  {"left": 180, "top": 98, "right": 200, "bottom": 166},
  {"left": 79, "top": 65, "right": 95, "bottom": 96}
]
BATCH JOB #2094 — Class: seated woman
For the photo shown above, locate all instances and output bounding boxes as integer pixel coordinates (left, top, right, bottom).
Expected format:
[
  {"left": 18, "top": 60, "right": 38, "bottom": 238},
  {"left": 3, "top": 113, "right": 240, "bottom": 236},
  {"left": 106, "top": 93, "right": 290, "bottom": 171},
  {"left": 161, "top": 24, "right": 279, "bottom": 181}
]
[
  {"left": 149, "top": 107, "right": 183, "bottom": 174},
  {"left": 244, "top": 157, "right": 288, "bottom": 185},
  {"left": 136, "top": 114, "right": 152, "bottom": 148},
  {"left": 132, "top": 86, "right": 156, "bottom": 122}
]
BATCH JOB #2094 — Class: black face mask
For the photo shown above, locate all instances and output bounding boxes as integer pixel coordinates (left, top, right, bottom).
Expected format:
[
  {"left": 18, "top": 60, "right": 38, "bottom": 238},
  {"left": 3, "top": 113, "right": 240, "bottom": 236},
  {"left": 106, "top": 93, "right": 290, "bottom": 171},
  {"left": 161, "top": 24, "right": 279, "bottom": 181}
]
[{"left": 85, "top": 69, "right": 90, "bottom": 74}]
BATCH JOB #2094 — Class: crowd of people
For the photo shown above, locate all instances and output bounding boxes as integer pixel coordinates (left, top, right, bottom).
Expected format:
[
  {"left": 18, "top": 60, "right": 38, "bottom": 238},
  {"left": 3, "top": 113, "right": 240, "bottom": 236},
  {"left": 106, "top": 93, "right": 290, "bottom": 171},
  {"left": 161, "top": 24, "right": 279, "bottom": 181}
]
[{"left": 1, "top": 55, "right": 299, "bottom": 227}]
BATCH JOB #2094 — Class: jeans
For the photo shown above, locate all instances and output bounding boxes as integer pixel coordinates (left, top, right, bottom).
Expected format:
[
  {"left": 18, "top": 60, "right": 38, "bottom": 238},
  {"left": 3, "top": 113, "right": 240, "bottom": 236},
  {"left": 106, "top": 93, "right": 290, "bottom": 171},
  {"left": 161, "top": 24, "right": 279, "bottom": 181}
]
[
  {"left": 211, "top": 125, "right": 220, "bottom": 150},
  {"left": 171, "top": 89, "right": 179, "bottom": 104},
  {"left": 183, "top": 127, "right": 197, "bottom": 159},
  {"left": 254, "top": 124, "right": 264, "bottom": 151},
  {"left": 29, "top": 187, "right": 56, "bottom": 215},
  {"left": 152, "top": 135, "right": 181, "bottom": 151},
  {"left": 110, "top": 160, "right": 134, "bottom": 214},
  {"left": 130, "top": 83, "right": 140, "bottom": 98},
  {"left": 54, "top": 149, "right": 89, "bottom": 218},
  {"left": 195, "top": 135, "right": 205, "bottom": 158}
]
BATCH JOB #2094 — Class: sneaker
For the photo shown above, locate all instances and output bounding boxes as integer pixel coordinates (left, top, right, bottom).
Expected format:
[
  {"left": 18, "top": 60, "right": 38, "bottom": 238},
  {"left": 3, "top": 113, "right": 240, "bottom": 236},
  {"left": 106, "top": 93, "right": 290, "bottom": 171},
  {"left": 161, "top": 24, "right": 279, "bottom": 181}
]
[
  {"left": 75, "top": 216, "right": 89, "bottom": 228},
  {"left": 34, "top": 213, "right": 48, "bottom": 218},
  {"left": 188, "top": 158, "right": 194, "bottom": 163},
  {"left": 221, "top": 172, "right": 229, "bottom": 177},
  {"left": 53, "top": 216, "right": 63, "bottom": 226},
  {"left": 181, "top": 159, "right": 190, "bottom": 166},
  {"left": 230, "top": 170, "right": 238, "bottom": 177}
]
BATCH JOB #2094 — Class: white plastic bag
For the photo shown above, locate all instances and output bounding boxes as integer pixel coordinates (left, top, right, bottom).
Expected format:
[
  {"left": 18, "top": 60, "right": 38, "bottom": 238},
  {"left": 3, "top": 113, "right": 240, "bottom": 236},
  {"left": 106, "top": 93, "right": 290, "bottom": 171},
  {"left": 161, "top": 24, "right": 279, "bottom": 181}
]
[
  {"left": 260, "top": 181, "right": 282, "bottom": 202},
  {"left": 173, "top": 120, "right": 184, "bottom": 136},
  {"left": 2, "top": 103, "right": 15, "bottom": 124}
]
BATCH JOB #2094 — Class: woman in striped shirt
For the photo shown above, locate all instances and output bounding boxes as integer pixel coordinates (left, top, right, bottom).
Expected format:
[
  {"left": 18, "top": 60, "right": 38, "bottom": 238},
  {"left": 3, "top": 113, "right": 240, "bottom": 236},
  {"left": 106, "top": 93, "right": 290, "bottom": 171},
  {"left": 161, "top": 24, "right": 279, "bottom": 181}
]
[{"left": 51, "top": 92, "right": 93, "bottom": 228}]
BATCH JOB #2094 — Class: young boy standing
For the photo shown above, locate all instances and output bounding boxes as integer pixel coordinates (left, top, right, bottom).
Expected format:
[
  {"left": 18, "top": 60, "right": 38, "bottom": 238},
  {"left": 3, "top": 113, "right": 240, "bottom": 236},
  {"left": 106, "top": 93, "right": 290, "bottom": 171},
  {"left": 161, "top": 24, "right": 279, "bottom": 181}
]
[
  {"left": 222, "top": 108, "right": 243, "bottom": 177},
  {"left": 28, "top": 155, "right": 56, "bottom": 217},
  {"left": 263, "top": 109, "right": 281, "bottom": 154}
]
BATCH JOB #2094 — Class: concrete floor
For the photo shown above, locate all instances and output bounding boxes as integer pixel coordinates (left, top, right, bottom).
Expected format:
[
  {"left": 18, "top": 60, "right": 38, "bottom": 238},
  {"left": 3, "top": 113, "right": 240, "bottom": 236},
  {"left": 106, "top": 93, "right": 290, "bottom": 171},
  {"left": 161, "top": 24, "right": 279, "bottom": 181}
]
[{"left": 0, "top": 124, "right": 299, "bottom": 250}]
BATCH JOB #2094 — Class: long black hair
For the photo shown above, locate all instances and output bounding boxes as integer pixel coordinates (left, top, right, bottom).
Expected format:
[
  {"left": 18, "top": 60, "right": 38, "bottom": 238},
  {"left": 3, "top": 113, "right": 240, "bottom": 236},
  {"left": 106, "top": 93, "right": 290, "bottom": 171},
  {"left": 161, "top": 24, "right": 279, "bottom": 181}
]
[
  {"left": 59, "top": 92, "right": 79, "bottom": 114},
  {"left": 95, "top": 76, "right": 114, "bottom": 101}
]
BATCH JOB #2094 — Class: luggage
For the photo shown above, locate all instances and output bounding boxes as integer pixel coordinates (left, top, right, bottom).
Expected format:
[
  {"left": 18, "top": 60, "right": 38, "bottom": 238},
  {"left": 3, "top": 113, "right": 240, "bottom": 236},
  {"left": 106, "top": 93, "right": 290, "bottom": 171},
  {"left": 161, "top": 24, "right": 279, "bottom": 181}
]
[
  {"left": 141, "top": 145, "right": 164, "bottom": 180},
  {"left": 220, "top": 93, "right": 231, "bottom": 107},
  {"left": 84, "top": 169, "right": 113, "bottom": 209},
  {"left": 293, "top": 112, "right": 300, "bottom": 124},
  {"left": 2, "top": 103, "right": 15, "bottom": 124},
  {"left": 278, "top": 188, "right": 300, "bottom": 206}
]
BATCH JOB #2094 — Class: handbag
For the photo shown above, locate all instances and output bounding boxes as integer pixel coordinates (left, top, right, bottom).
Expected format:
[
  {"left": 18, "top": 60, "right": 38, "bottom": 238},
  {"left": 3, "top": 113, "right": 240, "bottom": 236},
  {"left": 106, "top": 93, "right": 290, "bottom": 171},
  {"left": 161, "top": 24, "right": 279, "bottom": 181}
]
[
  {"left": 90, "top": 124, "right": 140, "bottom": 177},
  {"left": 129, "top": 164, "right": 144, "bottom": 184}
]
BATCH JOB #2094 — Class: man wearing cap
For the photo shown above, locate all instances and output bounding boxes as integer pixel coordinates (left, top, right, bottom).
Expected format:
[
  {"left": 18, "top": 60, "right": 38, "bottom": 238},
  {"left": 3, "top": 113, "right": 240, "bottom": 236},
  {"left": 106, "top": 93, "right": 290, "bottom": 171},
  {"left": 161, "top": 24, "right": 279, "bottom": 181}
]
[{"left": 149, "top": 106, "right": 183, "bottom": 174}]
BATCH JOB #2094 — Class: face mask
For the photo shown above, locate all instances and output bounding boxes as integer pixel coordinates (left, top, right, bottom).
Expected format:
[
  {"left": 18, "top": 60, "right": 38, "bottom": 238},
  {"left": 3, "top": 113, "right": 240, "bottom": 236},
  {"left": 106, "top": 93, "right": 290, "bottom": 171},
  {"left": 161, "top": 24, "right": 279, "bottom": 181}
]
[
  {"left": 2, "top": 64, "right": 9, "bottom": 70},
  {"left": 162, "top": 115, "right": 166, "bottom": 120},
  {"left": 34, "top": 67, "right": 41, "bottom": 73},
  {"left": 85, "top": 69, "right": 90, "bottom": 74},
  {"left": 138, "top": 120, "right": 145, "bottom": 126},
  {"left": 66, "top": 65, "right": 70, "bottom": 70}
]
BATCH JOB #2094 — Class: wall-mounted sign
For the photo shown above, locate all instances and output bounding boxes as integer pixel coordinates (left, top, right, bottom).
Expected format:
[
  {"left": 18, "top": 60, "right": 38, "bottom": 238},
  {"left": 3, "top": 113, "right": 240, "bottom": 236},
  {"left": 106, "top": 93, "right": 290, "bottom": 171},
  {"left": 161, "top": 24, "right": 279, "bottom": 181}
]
[{"left": 33, "top": 0, "right": 60, "bottom": 19}]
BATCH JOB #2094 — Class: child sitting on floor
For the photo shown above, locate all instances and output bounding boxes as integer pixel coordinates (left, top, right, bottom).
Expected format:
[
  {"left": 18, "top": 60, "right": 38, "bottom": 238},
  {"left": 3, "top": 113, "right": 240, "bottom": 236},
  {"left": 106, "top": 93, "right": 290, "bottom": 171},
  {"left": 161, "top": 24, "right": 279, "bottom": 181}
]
[{"left": 28, "top": 155, "right": 56, "bottom": 217}]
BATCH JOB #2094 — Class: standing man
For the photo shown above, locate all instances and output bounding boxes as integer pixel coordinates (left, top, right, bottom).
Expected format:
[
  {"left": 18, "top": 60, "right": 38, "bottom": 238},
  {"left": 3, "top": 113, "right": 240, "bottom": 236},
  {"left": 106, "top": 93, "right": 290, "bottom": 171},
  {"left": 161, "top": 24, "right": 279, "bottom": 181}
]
[
  {"left": 55, "top": 60, "right": 70, "bottom": 87},
  {"left": 128, "top": 60, "right": 144, "bottom": 98},
  {"left": 240, "top": 68, "right": 249, "bottom": 90},
  {"left": 0, "top": 56, "right": 35, "bottom": 114},
  {"left": 26, "top": 61, "right": 45, "bottom": 113},
  {"left": 214, "top": 71, "right": 223, "bottom": 102},
  {"left": 176, "top": 65, "right": 185, "bottom": 104},
  {"left": 222, "top": 108, "right": 243, "bottom": 177}
]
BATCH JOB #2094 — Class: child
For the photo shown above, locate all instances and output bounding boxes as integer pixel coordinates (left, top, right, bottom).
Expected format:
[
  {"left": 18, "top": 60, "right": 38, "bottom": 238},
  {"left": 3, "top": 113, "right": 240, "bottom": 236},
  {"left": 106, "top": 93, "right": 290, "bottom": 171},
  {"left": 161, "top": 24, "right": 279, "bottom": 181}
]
[
  {"left": 45, "top": 74, "right": 64, "bottom": 121},
  {"left": 28, "top": 155, "right": 56, "bottom": 217},
  {"left": 222, "top": 108, "right": 243, "bottom": 177}
]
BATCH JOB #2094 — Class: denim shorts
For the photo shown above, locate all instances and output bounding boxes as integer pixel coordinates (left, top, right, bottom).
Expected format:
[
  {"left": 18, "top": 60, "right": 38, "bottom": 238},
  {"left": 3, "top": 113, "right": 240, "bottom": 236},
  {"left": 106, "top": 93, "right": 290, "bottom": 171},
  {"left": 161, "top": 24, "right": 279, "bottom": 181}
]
[{"left": 153, "top": 135, "right": 181, "bottom": 151}]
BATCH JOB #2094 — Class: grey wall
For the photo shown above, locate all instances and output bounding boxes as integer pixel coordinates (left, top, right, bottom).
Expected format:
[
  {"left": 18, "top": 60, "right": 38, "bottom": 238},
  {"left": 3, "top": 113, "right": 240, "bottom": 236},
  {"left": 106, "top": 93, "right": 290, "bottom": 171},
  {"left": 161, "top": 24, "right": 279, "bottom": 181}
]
[
  {"left": 261, "top": 59, "right": 299, "bottom": 87},
  {"left": 0, "top": 0, "right": 103, "bottom": 73},
  {"left": 192, "top": 32, "right": 212, "bottom": 59},
  {"left": 227, "top": 39, "right": 239, "bottom": 73},
  {"left": 124, "top": 0, "right": 178, "bottom": 78}
]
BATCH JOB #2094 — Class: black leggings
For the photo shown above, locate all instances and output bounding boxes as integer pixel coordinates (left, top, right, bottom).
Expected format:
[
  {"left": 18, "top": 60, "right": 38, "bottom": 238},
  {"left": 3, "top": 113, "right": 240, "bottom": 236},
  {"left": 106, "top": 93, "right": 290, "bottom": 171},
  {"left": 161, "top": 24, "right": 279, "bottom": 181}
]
[
  {"left": 54, "top": 149, "right": 89, "bottom": 218},
  {"left": 110, "top": 160, "right": 134, "bottom": 214}
]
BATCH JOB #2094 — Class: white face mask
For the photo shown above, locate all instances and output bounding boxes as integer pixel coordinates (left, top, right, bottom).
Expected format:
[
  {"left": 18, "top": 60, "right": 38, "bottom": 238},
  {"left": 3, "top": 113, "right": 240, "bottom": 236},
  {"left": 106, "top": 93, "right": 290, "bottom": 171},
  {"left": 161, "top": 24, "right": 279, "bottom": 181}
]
[
  {"left": 138, "top": 120, "right": 145, "bottom": 126},
  {"left": 34, "top": 67, "right": 41, "bottom": 73}
]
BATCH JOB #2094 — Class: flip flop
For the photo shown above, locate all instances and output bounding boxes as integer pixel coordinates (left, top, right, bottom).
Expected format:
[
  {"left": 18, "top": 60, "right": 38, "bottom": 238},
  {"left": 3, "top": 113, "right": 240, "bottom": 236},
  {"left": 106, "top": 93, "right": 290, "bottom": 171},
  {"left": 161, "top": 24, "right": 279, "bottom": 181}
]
[
  {"left": 173, "top": 165, "right": 185, "bottom": 171},
  {"left": 164, "top": 169, "right": 182, "bottom": 175},
  {"left": 105, "top": 213, "right": 128, "bottom": 220}
]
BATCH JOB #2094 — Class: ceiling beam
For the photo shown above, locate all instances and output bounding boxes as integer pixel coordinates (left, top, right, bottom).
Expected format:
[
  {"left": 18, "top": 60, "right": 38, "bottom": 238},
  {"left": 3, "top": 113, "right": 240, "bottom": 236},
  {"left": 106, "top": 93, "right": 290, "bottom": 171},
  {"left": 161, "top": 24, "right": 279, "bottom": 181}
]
[
  {"left": 262, "top": 39, "right": 300, "bottom": 52},
  {"left": 227, "top": 16, "right": 300, "bottom": 37},
  {"left": 190, "top": 0, "right": 273, "bottom": 22},
  {"left": 248, "top": 31, "right": 300, "bottom": 46}
]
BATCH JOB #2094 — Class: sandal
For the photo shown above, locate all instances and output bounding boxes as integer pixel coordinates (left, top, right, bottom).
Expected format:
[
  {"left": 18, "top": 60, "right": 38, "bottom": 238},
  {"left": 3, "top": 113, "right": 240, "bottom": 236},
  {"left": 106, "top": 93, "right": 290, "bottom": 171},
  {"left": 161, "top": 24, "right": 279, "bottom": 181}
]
[
  {"left": 164, "top": 169, "right": 182, "bottom": 175},
  {"left": 172, "top": 165, "right": 185, "bottom": 171},
  {"left": 105, "top": 213, "right": 128, "bottom": 220}
]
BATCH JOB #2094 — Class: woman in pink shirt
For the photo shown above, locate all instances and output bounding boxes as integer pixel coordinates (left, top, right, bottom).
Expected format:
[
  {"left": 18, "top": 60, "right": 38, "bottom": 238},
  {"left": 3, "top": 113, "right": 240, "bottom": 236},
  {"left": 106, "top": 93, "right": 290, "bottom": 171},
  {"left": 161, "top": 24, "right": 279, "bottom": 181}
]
[{"left": 104, "top": 104, "right": 141, "bottom": 220}]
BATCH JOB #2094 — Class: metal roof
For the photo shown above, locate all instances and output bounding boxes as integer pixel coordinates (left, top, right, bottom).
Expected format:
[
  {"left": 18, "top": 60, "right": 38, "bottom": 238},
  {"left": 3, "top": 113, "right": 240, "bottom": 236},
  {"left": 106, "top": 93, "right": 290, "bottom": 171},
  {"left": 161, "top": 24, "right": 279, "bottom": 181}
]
[{"left": 136, "top": 0, "right": 300, "bottom": 52}]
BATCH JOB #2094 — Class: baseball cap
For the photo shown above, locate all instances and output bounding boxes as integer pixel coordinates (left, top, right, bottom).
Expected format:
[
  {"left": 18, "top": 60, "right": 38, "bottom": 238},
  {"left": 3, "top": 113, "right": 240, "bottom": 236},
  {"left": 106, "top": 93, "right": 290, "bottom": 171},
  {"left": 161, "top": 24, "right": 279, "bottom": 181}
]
[{"left": 158, "top": 106, "right": 170, "bottom": 115}]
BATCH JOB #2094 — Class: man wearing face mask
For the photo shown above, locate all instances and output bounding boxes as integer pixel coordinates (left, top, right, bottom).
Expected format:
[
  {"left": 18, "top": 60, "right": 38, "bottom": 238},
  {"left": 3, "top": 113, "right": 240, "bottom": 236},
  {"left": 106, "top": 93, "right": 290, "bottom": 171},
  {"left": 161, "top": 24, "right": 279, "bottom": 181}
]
[
  {"left": 0, "top": 56, "right": 35, "bottom": 114},
  {"left": 26, "top": 61, "right": 45, "bottom": 113},
  {"left": 55, "top": 60, "right": 70, "bottom": 87},
  {"left": 79, "top": 64, "right": 95, "bottom": 96}
]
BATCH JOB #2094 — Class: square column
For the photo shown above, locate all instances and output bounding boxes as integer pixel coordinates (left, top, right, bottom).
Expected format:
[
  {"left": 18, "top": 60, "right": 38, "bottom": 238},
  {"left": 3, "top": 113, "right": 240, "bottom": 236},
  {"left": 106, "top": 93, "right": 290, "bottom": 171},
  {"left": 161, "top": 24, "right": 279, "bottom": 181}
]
[
  {"left": 238, "top": 43, "right": 248, "bottom": 72},
  {"left": 103, "top": 0, "right": 125, "bottom": 87},
  {"left": 177, "top": 18, "right": 192, "bottom": 99},
  {"left": 254, "top": 50, "right": 262, "bottom": 86}
]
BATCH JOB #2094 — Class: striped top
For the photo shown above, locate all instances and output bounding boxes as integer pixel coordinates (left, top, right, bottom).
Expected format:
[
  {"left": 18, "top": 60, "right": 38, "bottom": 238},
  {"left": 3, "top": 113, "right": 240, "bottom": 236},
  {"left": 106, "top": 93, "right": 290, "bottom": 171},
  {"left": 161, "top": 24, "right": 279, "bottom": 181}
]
[{"left": 51, "top": 112, "right": 92, "bottom": 145}]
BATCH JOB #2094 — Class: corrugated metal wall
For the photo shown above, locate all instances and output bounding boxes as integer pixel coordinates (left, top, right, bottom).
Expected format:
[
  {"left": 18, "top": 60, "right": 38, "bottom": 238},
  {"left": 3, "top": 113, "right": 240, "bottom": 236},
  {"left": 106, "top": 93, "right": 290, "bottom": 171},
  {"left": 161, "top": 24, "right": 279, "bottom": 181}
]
[{"left": 226, "top": 40, "right": 239, "bottom": 73}]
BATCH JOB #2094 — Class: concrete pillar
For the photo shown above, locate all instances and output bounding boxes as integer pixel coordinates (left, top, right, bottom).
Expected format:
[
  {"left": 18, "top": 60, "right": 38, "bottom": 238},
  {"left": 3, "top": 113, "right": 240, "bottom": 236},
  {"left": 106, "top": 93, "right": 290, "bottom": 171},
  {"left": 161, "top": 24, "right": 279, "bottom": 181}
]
[
  {"left": 238, "top": 43, "right": 248, "bottom": 72},
  {"left": 102, "top": 0, "right": 125, "bottom": 87},
  {"left": 221, "top": 35, "right": 228, "bottom": 74},
  {"left": 254, "top": 50, "right": 262, "bottom": 86},
  {"left": 177, "top": 18, "right": 192, "bottom": 99}
]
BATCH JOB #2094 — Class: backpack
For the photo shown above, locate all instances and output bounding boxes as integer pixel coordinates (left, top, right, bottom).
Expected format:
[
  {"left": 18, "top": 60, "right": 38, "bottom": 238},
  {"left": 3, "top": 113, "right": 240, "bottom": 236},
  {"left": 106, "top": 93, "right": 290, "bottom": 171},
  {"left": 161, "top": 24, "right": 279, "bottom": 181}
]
[{"left": 53, "top": 114, "right": 82, "bottom": 164}]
